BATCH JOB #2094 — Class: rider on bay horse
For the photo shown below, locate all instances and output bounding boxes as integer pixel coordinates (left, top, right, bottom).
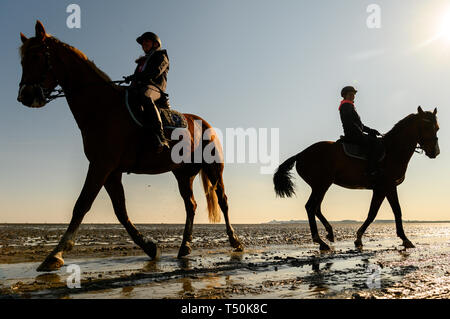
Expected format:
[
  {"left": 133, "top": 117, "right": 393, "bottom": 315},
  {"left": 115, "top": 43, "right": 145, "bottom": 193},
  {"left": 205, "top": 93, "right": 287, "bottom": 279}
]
[
  {"left": 125, "top": 31, "right": 170, "bottom": 153},
  {"left": 339, "top": 86, "right": 384, "bottom": 183}
]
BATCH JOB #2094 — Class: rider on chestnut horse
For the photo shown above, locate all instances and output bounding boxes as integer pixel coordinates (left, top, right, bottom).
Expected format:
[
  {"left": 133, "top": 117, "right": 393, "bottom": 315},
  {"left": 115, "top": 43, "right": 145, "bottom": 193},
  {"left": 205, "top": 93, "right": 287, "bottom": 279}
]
[
  {"left": 339, "top": 86, "right": 384, "bottom": 184},
  {"left": 125, "top": 31, "right": 170, "bottom": 153}
]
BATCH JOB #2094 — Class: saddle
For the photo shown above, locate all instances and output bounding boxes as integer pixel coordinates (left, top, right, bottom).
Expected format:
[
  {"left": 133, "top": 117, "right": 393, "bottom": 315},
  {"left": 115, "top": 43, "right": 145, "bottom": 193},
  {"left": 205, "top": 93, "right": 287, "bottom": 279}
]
[
  {"left": 125, "top": 88, "right": 188, "bottom": 138},
  {"left": 338, "top": 136, "right": 385, "bottom": 162}
]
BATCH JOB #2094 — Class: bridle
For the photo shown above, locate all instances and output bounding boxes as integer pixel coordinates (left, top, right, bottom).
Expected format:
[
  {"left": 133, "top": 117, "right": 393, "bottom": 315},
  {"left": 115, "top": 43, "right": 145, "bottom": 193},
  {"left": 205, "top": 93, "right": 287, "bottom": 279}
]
[
  {"left": 415, "top": 118, "right": 438, "bottom": 154},
  {"left": 19, "top": 42, "right": 64, "bottom": 103},
  {"left": 416, "top": 136, "right": 439, "bottom": 154},
  {"left": 19, "top": 41, "right": 166, "bottom": 105},
  {"left": 19, "top": 41, "right": 130, "bottom": 104}
]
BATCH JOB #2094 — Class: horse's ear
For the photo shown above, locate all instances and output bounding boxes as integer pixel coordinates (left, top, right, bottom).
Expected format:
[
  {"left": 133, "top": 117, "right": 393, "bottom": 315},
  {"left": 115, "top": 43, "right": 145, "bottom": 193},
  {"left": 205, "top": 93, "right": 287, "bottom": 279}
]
[
  {"left": 35, "top": 20, "right": 47, "bottom": 41},
  {"left": 20, "top": 32, "right": 28, "bottom": 44},
  {"left": 433, "top": 108, "right": 438, "bottom": 115},
  {"left": 418, "top": 106, "right": 424, "bottom": 115}
]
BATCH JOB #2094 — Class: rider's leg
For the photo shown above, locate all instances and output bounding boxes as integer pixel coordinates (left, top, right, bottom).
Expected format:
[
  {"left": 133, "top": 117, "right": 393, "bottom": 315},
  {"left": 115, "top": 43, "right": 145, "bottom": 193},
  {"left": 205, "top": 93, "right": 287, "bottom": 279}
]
[
  {"left": 365, "top": 135, "right": 383, "bottom": 187},
  {"left": 367, "top": 135, "right": 381, "bottom": 175},
  {"left": 349, "top": 134, "right": 379, "bottom": 185},
  {"left": 140, "top": 86, "right": 169, "bottom": 151}
]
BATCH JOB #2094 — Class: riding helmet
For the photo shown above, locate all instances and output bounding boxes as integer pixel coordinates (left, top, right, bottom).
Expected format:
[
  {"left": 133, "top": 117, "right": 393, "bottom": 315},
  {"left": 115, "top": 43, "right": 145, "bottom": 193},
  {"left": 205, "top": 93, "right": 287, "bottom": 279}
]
[
  {"left": 341, "top": 86, "right": 358, "bottom": 98},
  {"left": 136, "top": 32, "right": 162, "bottom": 48}
]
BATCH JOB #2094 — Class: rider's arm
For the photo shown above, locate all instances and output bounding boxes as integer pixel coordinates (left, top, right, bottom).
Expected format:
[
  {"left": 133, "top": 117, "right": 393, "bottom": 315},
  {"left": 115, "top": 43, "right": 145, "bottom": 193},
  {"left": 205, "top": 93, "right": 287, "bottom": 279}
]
[
  {"left": 363, "top": 125, "right": 381, "bottom": 136},
  {"left": 134, "top": 51, "right": 169, "bottom": 82},
  {"left": 340, "top": 103, "right": 364, "bottom": 134},
  {"left": 362, "top": 125, "right": 372, "bottom": 133}
]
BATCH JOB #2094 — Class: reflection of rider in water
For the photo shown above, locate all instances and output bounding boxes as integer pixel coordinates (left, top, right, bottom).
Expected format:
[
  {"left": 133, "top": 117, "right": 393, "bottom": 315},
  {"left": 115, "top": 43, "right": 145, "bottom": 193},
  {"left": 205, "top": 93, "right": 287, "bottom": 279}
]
[
  {"left": 125, "top": 31, "right": 170, "bottom": 153},
  {"left": 339, "top": 86, "right": 384, "bottom": 184}
]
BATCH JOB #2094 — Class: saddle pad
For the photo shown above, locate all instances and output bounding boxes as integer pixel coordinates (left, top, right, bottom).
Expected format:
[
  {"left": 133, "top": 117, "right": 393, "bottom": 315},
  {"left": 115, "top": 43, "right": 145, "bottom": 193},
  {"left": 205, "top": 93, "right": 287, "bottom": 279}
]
[
  {"left": 159, "top": 108, "right": 188, "bottom": 129},
  {"left": 341, "top": 142, "right": 385, "bottom": 162},
  {"left": 342, "top": 143, "right": 368, "bottom": 160},
  {"left": 125, "top": 88, "right": 188, "bottom": 130}
]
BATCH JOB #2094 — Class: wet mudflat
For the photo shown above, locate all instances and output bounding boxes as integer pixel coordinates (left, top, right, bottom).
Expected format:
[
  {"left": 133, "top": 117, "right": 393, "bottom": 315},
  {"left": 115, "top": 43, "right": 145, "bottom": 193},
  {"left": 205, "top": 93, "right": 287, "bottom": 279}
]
[{"left": 0, "top": 223, "right": 449, "bottom": 299}]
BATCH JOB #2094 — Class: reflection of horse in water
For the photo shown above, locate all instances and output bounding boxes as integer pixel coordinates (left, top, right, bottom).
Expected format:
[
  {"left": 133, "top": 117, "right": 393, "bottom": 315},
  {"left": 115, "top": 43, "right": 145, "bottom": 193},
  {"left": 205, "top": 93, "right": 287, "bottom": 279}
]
[
  {"left": 17, "top": 21, "right": 243, "bottom": 272},
  {"left": 274, "top": 107, "right": 440, "bottom": 250}
]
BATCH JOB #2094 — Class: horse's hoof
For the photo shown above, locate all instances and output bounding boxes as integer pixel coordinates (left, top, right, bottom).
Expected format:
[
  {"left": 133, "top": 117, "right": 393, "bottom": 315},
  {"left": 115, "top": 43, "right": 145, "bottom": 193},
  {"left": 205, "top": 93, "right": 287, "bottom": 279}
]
[
  {"left": 142, "top": 240, "right": 161, "bottom": 260},
  {"left": 403, "top": 240, "right": 415, "bottom": 249},
  {"left": 37, "top": 255, "right": 64, "bottom": 272},
  {"left": 354, "top": 240, "right": 363, "bottom": 248},
  {"left": 151, "top": 246, "right": 161, "bottom": 260},
  {"left": 326, "top": 233, "right": 335, "bottom": 243},
  {"left": 230, "top": 236, "right": 244, "bottom": 251},
  {"left": 319, "top": 243, "right": 331, "bottom": 251},
  {"left": 177, "top": 244, "right": 192, "bottom": 258}
]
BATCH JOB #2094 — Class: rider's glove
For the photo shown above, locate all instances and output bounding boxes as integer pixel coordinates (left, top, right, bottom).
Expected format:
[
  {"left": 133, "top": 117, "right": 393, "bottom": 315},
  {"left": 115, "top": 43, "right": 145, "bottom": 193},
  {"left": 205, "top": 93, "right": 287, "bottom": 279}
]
[
  {"left": 123, "top": 75, "right": 135, "bottom": 83},
  {"left": 370, "top": 129, "right": 382, "bottom": 137}
]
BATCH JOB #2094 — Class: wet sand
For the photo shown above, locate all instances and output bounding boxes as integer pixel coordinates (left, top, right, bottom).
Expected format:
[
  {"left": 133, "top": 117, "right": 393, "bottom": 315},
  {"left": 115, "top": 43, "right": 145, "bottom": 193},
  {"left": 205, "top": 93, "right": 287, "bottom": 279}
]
[{"left": 0, "top": 223, "right": 449, "bottom": 299}]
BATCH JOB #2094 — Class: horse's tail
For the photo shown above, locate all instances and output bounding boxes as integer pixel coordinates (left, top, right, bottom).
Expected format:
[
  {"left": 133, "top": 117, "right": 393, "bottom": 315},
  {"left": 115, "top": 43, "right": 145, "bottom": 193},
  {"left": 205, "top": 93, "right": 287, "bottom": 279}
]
[
  {"left": 200, "top": 169, "right": 221, "bottom": 223},
  {"left": 273, "top": 155, "right": 298, "bottom": 198}
]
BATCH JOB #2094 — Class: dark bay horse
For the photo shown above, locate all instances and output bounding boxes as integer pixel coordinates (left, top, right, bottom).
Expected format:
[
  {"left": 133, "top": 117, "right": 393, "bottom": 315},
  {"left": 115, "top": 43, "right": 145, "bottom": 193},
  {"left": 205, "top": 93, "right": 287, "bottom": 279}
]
[
  {"left": 17, "top": 21, "right": 243, "bottom": 272},
  {"left": 274, "top": 107, "right": 440, "bottom": 250}
]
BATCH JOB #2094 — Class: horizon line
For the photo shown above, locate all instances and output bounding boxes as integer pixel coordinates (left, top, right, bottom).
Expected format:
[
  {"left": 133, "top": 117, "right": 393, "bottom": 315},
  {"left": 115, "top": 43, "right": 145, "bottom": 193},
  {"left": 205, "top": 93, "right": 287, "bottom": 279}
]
[{"left": 1, "top": 220, "right": 450, "bottom": 225}]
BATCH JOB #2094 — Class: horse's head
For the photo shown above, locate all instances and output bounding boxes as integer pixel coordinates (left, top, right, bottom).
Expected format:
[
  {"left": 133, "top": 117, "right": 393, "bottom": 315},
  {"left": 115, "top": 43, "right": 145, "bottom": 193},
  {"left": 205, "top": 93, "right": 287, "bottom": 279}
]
[
  {"left": 17, "top": 21, "right": 58, "bottom": 108},
  {"left": 417, "top": 106, "right": 440, "bottom": 159}
]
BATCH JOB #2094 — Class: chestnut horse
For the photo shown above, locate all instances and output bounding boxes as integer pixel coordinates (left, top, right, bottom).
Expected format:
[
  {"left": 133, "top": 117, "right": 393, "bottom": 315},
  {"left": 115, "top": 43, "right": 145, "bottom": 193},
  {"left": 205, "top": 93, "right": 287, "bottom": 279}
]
[
  {"left": 18, "top": 21, "right": 243, "bottom": 272},
  {"left": 274, "top": 107, "right": 440, "bottom": 250}
]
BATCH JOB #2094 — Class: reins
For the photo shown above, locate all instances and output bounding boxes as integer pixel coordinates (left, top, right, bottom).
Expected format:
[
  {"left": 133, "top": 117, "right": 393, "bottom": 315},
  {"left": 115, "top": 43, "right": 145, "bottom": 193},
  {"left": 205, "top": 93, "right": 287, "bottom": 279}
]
[
  {"left": 32, "top": 39, "right": 168, "bottom": 103},
  {"left": 383, "top": 134, "right": 426, "bottom": 154},
  {"left": 44, "top": 80, "right": 128, "bottom": 103},
  {"left": 45, "top": 78, "right": 168, "bottom": 104}
]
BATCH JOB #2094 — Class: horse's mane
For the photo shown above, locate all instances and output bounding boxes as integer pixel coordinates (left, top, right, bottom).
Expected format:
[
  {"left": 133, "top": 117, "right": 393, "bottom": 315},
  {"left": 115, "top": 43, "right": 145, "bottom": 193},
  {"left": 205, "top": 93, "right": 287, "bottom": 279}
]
[
  {"left": 383, "top": 113, "right": 417, "bottom": 139},
  {"left": 49, "top": 36, "right": 115, "bottom": 83},
  {"left": 20, "top": 35, "right": 120, "bottom": 90}
]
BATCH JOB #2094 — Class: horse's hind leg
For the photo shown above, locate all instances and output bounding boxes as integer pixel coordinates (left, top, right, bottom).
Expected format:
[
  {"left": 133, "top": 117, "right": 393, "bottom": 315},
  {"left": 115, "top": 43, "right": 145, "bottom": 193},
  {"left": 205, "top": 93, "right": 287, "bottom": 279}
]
[
  {"left": 174, "top": 172, "right": 198, "bottom": 258},
  {"left": 316, "top": 209, "right": 334, "bottom": 242},
  {"left": 37, "top": 164, "right": 111, "bottom": 272},
  {"left": 306, "top": 188, "right": 330, "bottom": 251},
  {"left": 215, "top": 175, "right": 243, "bottom": 251},
  {"left": 355, "top": 190, "right": 385, "bottom": 248},
  {"left": 204, "top": 163, "right": 243, "bottom": 251},
  {"left": 104, "top": 171, "right": 160, "bottom": 259}
]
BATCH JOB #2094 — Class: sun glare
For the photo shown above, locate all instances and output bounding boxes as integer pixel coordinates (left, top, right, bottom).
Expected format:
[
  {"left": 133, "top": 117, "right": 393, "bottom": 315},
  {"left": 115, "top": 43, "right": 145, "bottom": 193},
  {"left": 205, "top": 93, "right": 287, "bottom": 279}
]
[{"left": 437, "top": 7, "right": 450, "bottom": 42}]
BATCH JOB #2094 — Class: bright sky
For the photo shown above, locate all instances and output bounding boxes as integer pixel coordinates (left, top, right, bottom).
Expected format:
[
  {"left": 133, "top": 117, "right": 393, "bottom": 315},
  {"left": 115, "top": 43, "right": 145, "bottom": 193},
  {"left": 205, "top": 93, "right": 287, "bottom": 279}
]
[{"left": 0, "top": 0, "right": 449, "bottom": 224}]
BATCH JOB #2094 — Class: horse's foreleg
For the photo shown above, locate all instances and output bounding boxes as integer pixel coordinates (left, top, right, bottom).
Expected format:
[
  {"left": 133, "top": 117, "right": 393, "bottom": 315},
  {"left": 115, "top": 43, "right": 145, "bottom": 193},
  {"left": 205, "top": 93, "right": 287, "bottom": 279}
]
[
  {"left": 175, "top": 174, "right": 197, "bottom": 258},
  {"left": 306, "top": 189, "right": 330, "bottom": 251},
  {"left": 37, "top": 164, "right": 111, "bottom": 272},
  {"left": 316, "top": 209, "right": 334, "bottom": 242},
  {"left": 355, "top": 190, "right": 385, "bottom": 248},
  {"left": 386, "top": 187, "right": 415, "bottom": 248},
  {"left": 104, "top": 171, "right": 161, "bottom": 259}
]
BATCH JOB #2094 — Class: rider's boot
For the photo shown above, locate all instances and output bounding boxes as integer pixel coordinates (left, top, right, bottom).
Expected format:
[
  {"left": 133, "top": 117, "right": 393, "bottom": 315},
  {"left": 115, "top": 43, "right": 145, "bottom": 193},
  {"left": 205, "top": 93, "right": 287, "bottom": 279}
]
[
  {"left": 143, "top": 98, "right": 170, "bottom": 153},
  {"left": 153, "top": 127, "right": 170, "bottom": 153}
]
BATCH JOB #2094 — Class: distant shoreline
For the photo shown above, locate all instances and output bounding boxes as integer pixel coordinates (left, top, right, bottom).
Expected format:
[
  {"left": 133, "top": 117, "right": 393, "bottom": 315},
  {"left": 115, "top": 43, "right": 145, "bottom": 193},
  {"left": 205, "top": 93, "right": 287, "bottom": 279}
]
[
  {"left": 1, "top": 220, "right": 450, "bottom": 225},
  {"left": 265, "top": 220, "right": 450, "bottom": 224}
]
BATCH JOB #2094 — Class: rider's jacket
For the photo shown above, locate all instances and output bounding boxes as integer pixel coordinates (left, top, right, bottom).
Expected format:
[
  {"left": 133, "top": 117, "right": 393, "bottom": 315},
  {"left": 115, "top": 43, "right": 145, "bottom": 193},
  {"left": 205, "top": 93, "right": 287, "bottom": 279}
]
[
  {"left": 130, "top": 49, "right": 169, "bottom": 92},
  {"left": 339, "top": 100, "right": 373, "bottom": 140}
]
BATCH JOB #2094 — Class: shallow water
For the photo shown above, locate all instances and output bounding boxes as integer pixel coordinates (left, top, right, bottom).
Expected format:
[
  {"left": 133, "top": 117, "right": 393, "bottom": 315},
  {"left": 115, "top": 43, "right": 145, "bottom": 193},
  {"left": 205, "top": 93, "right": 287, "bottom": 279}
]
[{"left": 0, "top": 223, "right": 449, "bottom": 299}]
